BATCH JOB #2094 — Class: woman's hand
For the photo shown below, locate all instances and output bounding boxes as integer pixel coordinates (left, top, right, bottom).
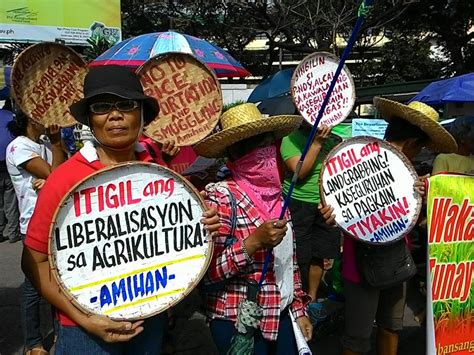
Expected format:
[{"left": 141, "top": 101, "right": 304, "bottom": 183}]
[
  {"left": 312, "top": 125, "right": 331, "bottom": 147},
  {"left": 414, "top": 174, "right": 430, "bottom": 198},
  {"left": 318, "top": 204, "right": 336, "bottom": 226},
  {"left": 79, "top": 314, "right": 144, "bottom": 343},
  {"left": 45, "top": 124, "right": 62, "bottom": 145},
  {"left": 32, "top": 179, "right": 46, "bottom": 192},
  {"left": 160, "top": 140, "right": 180, "bottom": 162},
  {"left": 201, "top": 207, "right": 221, "bottom": 238},
  {"left": 249, "top": 219, "right": 288, "bottom": 249},
  {"left": 297, "top": 316, "right": 313, "bottom": 342}
]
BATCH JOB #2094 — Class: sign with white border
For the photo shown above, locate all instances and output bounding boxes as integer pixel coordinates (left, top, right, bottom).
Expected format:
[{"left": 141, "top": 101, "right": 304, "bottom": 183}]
[
  {"left": 49, "top": 162, "right": 212, "bottom": 320},
  {"left": 320, "top": 137, "right": 422, "bottom": 244},
  {"left": 291, "top": 52, "right": 355, "bottom": 127}
]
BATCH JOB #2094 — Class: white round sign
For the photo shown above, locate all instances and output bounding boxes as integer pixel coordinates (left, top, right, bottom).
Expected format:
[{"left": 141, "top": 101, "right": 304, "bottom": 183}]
[
  {"left": 320, "top": 137, "right": 422, "bottom": 244},
  {"left": 291, "top": 52, "right": 355, "bottom": 127},
  {"left": 49, "top": 163, "right": 212, "bottom": 320}
]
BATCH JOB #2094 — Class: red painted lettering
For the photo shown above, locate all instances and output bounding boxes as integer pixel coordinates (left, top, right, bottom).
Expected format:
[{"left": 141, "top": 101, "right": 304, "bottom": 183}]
[
  {"left": 172, "top": 72, "right": 187, "bottom": 90},
  {"left": 80, "top": 187, "right": 96, "bottom": 215},
  {"left": 73, "top": 192, "right": 81, "bottom": 217},
  {"left": 105, "top": 184, "right": 119, "bottom": 208}
]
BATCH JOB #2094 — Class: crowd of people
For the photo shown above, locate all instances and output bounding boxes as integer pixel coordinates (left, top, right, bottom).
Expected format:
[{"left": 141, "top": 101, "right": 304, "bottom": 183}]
[{"left": 0, "top": 63, "right": 472, "bottom": 355}]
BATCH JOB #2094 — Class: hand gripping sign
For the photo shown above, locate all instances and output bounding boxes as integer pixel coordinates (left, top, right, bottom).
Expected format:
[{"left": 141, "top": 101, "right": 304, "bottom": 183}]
[
  {"left": 49, "top": 163, "right": 213, "bottom": 320},
  {"left": 137, "top": 53, "right": 223, "bottom": 146},
  {"left": 320, "top": 137, "right": 422, "bottom": 244},
  {"left": 291, "top": 52, "right": 355, "bottom": 127},
  {"left": 11, "top": 42, "right": 88, "bottom": 127}
]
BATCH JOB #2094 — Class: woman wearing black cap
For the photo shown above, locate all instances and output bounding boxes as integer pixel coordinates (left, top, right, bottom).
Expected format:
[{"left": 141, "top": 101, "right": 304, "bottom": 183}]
[{"left": 21, "top": 65, "right": 221, "bottom": 354}]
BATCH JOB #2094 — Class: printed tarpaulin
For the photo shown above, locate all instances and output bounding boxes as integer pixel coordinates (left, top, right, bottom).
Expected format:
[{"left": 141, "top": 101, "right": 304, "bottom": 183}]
[{"left": 426, "top": 174, "right": 474, "bottom": 355}]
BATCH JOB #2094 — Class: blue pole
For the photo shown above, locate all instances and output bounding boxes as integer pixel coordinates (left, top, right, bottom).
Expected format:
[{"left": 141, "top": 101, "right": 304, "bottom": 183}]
[{"left": 258, "top": 0, "right": 374, "bottom": 289}]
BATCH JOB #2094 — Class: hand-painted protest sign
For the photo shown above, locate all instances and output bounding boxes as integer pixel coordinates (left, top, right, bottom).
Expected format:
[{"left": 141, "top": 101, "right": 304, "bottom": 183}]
[
  {"left": 11, "top": 43, "right": 87, "bottom": 127},
  {"left": 49, "top": 163, "right": 212, "bottom": 320},
  {"left": 138, "top": 53, "right": 222, "bottom": 146},
  {"left": 320, "top": 137, "right": 421, "bottom": 244},
  {"left": 291, "top": 52, "right": 355, "bottom": 127},
  {"left": 426, "top": 174, "right": 473, "bottom": 355},
  {"left": 352, "top": 119, "right": 388, "bottom": 139}
]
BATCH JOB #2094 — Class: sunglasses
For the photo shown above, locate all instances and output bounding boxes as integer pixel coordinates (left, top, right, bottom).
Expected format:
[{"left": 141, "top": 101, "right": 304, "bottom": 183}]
[{"left": 89, "top": 100, "right": 140, "bottom": 114}]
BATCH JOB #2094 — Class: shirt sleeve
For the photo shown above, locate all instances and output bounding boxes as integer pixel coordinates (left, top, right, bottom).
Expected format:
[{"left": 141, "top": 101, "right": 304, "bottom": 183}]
[
  {"left": 280, "top": 133, "right": 302, "bottom": 162},
  {"left": 203, "top": 183, "right": 252, "bottom": 285},
  {"left": 432, "top": 154, "right": 449, "bottom": 175},
  {"left": 10, "top": 138, "right": 41, "bottom": 167}
]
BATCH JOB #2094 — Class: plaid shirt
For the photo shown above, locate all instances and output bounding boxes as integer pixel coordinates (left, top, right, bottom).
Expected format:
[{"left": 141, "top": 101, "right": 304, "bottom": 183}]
[{"left": 204, "top": 180, "right": 311, "bottom": 341}]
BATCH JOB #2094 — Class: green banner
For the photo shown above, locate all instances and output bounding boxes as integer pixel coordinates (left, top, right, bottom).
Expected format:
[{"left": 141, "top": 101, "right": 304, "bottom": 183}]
[{"left": 427, "top": 174, "right": 474, "bottom": 354}]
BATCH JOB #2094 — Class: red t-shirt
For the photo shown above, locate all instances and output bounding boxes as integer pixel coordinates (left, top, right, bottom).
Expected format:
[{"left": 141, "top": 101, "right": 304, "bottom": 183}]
[{"left": 25, "top": 142, "right": 153, "bottom": 326}]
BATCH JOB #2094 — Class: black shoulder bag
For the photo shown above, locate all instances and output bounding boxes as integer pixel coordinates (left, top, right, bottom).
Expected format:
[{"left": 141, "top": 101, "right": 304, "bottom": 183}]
[{"left": 355, "top": 239, "right": 417, "bottom": 289}]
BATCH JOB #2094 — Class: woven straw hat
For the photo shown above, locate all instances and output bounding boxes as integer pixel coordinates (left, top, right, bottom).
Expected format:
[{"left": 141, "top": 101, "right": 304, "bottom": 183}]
[
  {"left": 193, "top": 103, "right": 302, "bottom": 158},
  {"left": 373, "top": 97, "right": 457, "bottom": 153}
]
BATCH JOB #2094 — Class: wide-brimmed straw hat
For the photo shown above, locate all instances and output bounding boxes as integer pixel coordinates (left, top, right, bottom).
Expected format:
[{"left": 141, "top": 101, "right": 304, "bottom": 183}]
[
  {"left": 193, "top": 103, "right": 302, "bottom": 158},
  {"left": 70, "top": 65, "right": 159, "bottom": 127},
  {"left": 373, "top": 97, "right": 457, "bottom": 153}
]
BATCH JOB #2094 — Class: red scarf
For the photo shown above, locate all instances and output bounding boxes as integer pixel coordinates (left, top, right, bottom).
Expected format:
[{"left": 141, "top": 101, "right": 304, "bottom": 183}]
[{"left": 228, "top": 145, "right": 282, "bottom": 219}]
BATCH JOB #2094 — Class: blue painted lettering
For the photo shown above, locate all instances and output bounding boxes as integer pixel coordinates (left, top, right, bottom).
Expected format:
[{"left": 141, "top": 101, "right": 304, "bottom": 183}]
[
  {"left": 133, "top": 273, "right": 146, "bottom": 297},
  {"left": 112, "top": 278, "right": 127, "bottom": 306},
  {"left": 145, "top": 272, "right": 154, "bottom": 295},
  {"left": 97, "top": 266, "right": 176, "bottom": 309},
  {"left": 100, "top": 285, "right": 112, "bottom": 307}
]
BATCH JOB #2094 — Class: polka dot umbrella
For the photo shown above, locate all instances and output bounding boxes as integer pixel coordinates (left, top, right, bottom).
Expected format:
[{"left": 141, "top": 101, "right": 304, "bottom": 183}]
[{"left": 90, "top": 31, "right": 251, "bottom": 78}]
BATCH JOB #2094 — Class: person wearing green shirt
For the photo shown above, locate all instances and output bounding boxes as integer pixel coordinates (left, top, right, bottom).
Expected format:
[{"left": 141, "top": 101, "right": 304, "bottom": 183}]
[{"left": 281, "top": 123, "right": 341, "bottom": 324}]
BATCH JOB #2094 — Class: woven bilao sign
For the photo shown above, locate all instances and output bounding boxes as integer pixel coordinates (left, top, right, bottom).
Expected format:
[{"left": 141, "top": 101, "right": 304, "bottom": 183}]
[
  {"left": 11, "top": 42, "right": 87, "bottom": 127},
  {"left": 138, "top": 53, "right": 222, "bottom": 146},
  {"left": 49, "top": 163, "right": 212, "bottom": 320},
  {"left": 320, "top": 137, "right": 421, "bottom": 244},
  {"left": 291, "top": 52, "right": 355, "bottom": 127}
]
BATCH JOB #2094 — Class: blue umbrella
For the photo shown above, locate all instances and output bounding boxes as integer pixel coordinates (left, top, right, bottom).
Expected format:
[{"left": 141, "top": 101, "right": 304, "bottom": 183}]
[
  {"left": 410, "top": 73, "right": 474, "bottom": 105},
  {"left": 0, "top": 66, "right": 11, "bottom": 100},
  {"left": 247, "top": 68, "right": 294, "bottom": 103},
  {"left": 257, "top": 94, "right": 296, "bottom": 115},
  {"left": 90, "top": 31, "right": 250, "bottom": 78}
]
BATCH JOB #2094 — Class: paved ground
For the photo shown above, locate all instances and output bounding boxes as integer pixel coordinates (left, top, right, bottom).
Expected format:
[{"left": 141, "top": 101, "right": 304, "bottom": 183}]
[{"left": 0, "top": 242, "right": 425, "bottom": 355}]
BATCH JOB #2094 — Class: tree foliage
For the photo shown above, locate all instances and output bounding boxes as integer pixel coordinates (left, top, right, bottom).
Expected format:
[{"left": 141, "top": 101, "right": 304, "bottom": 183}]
[
  {"left": 83, "top": 34, "right": 116, "bottom": 62},
  {"left": 365, "top": 34, "right": 444, "bottom": 85},
  {"left": 393, "top": 0, "right": 474, "bottom": 76},
  {"left": 120, "top": 0, "right": 474, "bottom": 84}
]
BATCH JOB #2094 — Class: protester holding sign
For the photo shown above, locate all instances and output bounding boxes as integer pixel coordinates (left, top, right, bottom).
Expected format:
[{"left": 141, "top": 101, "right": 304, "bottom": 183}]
[
  {"left": 320, "top": 98, "right": 457, "bottom": 355},
  {"left": 6, "top": 109, "right": 66, "bottom": 355},
  {"left": 21, "top": 65, "right": 220, "bottom": 355},
  {"left": 280, "top": 122, "right": 341, "bottom": 323},
  {"left": 194, "top": 103, "right": 312, "bottom": 355}
]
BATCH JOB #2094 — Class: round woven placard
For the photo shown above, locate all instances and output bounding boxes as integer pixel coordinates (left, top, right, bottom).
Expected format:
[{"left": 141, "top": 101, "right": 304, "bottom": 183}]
[
  {"left": 137, "top": 52, "right": 222, "bottom": 146},
  {"left": 291, "top": 52, "right": 355, "bottom": 127},
  {"left": 11, "top": 42, "right": 87, "bottom": 127},
  {"left": 49, "top": 162, "right": 213, "bottom": 320},
  {"left": 319, "top": 136, "right": 422, "bottom": 245}
]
